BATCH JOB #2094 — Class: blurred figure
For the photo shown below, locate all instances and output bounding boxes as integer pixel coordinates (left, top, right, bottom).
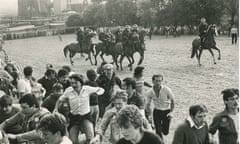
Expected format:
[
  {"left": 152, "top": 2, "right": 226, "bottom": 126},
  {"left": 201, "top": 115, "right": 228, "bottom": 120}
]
[
  {"left": 37, "top": 113, "right": 72, "bottom": 144},
  {"left": 230, "top": 25, "right": 238, "bottom": 44},
  {"left": 96, "top": 64, "right": 122, "bottom": 118},
  {"left": 17, "top": 66, "right": 33, "bottom": 98},
  {"left": 0, "top": 95, "right": 22, "bottom": 134},
  {"left": 209, "top": 88, "right": 239, "bottom": 144},
  {"left": 0, "top": 93, "right": 50, "bottom": 144},
  {"left": 42, "top": 83, "right": 63, "bottom": 112},
  {"left": 198, "top": 17, "right": 208, "bottom": 48},
  {"left": 116, "top": 105, "right": 163, "bottom": 144},
  {"left": 91, "top": 90, "right": 128, "bottom": 144}
]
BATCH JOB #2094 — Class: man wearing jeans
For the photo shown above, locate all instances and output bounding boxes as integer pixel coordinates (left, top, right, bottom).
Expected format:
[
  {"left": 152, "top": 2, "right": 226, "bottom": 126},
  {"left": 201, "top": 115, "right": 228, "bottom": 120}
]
[
  {"left": 146, "top": 74, "right": 175, "bottom": 139},
  {"left": 57, "top": 74, "right": 104, "bottom": 144}
]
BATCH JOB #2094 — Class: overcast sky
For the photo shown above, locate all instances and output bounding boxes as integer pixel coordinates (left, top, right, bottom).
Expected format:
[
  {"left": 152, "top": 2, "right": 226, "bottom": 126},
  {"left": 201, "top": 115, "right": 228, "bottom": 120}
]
[{"left": 0, "top": 0, "right": 18, "bottom": 16}]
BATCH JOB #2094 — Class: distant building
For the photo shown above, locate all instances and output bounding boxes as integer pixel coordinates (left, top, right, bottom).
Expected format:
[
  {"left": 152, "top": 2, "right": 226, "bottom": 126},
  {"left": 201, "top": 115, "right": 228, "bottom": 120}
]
[
  {"left": 53, "top": 0, "right": 92, "bottom": 14},
  {"left": 18, "top": 0, "right": 51, "bottom": 18}
]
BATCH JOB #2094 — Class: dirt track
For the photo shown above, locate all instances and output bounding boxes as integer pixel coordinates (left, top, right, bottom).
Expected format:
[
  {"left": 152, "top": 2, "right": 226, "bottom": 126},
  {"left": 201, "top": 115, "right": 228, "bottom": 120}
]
[{"left": 3, "top": 34, "right": 238, "bottom": 143}]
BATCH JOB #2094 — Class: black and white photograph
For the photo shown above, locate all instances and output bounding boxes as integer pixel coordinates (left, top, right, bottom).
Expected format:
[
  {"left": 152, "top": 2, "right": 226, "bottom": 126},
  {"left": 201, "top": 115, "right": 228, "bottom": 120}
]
[{"left": 0, "top": 0, "right": 238, "bottom": 144}]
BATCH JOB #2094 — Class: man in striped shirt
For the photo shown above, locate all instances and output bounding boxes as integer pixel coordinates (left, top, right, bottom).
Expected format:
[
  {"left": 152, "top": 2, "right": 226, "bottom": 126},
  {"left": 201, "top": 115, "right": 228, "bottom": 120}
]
[{"left": 146, "top": 74, "right": 175, "bottom": 139}]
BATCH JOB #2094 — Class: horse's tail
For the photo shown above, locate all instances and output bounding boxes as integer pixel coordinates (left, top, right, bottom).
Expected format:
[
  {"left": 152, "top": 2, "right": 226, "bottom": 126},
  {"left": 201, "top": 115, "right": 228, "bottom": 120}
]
[
  {"left": 191, "top": 38, "right": 200, "bottom": 58},
  {"left": 63, "top": 45, "right": 70, "bottom": 58}
]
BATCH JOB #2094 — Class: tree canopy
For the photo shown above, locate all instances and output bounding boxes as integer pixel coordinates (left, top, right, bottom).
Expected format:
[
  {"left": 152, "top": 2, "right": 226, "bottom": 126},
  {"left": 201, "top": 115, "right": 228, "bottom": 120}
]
[{"left": 65, "top": 0, "right": 238, "bottom": 28}]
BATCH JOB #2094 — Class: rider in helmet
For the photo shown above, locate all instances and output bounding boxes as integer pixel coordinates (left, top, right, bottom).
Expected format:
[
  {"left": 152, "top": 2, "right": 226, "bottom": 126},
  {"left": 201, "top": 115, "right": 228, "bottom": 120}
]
[
  {"left": 105, "top": 28, "right": 115, "bottom": 55},
  {"left": 131, "top": 24, "right": 138, "bottom": 33},
  {"left": 114, "top": 26, "right": 123, "bottom": 43},
  {"left": 76, "top": 28, "right": 84, "bottom": 52},
  {"left": 122, "top": 25, "right": 131, "bottom": 46},
  {"left": 130, "top": 24, "right": 140, "bottom": 50},
  {"left": 198, "top": 17, "right": 208, "bottom": 48}
]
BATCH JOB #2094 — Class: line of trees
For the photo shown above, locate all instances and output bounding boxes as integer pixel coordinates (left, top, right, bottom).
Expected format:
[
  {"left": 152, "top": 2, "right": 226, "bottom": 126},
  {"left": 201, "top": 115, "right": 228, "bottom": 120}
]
[{"left": 66, "top": 0, "right": 238, "bottom": 30}]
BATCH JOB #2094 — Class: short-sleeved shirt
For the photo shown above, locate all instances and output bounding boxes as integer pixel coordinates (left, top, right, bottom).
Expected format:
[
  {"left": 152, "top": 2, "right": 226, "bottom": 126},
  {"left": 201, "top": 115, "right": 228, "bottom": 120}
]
[
  {"left": 146, "top": 85, "right": 174, "bottom": 110},
  {"left": 17, "top": 78, "right": 31, "bottom": 94},
  {"left": 231, "top": 27, "right": 238, "bottom": 34},
  {"left": 59, "top": 86, "right": 104, "bottom": 115},
  {"left": 116, "top": 131, "right": 163, "bottom": 144}
]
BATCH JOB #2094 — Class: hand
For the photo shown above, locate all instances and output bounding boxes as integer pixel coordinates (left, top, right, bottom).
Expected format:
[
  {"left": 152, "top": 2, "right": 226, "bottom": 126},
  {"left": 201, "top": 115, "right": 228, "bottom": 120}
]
[
  {"left": 6, "top": 134, "right": 17, "bottom": 140},
  {"left": 209, "top": 135, "right": 217, "bottom": 144},
  {"left": 147, "top": 115, "right": 153, "bottom": 124},
  {"left": 167, "top": 112, "right": 173, "bottom": 119},
  {"left": 90, "top": 135, "right": 100, "bottom": 144}
]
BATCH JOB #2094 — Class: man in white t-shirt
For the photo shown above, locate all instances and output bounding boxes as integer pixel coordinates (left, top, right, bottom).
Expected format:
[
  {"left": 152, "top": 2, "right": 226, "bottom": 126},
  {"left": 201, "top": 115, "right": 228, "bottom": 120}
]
[{"left": 17, "top": 66, "right": 33, "bottom": 98}]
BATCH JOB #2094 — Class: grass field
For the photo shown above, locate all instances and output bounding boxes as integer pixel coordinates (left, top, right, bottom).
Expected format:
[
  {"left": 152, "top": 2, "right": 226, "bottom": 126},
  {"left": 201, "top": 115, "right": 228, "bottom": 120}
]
[{"left": 2, "top": 34, "right": 238, "bottom": 144}]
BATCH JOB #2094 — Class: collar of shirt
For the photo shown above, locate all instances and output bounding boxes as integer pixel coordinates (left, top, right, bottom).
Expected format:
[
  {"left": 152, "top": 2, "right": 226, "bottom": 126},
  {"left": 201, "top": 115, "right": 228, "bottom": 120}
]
[{"left": 186, "top": 116, "right": 205, "bottom": 129}]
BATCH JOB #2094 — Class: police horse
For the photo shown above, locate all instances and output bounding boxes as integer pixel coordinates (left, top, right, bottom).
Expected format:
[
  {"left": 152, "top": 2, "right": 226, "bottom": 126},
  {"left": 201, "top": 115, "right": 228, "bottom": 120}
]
[
  {"left": 191, "top": 24, "right": 221, "bottom": 66},
  {"left": 63, "top": 32, "right": 96, "bottom": 65}
]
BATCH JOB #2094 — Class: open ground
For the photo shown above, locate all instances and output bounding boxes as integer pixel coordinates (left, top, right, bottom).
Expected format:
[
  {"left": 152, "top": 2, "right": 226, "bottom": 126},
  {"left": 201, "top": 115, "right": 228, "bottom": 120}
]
[{"left": 2, "top": 34, "right": 238, "bottom": 144}]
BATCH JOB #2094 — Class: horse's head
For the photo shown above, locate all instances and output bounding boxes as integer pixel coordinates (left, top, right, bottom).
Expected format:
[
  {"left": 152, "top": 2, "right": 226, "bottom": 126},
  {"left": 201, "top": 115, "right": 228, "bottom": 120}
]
[
  {"left": 207, "top": 24, "right": 218, "bottom": 37},
  {"left": 85, "top": 32, "right": 97, "bottom": 41}
]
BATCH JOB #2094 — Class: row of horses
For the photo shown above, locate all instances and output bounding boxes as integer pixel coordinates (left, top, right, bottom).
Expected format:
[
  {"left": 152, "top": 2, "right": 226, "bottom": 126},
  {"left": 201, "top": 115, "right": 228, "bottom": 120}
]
[
  {"left": 63, "top": 24, "right": 221, "bottom": 69},
  {"left": 63, "top": 32, "right": 145, "bottom": 70}
]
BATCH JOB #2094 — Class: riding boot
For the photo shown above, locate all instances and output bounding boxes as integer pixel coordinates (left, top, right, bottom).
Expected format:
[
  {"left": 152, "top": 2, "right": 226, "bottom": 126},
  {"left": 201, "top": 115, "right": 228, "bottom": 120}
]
[
  {"left": 200, "top": 37, "right": 204, "bottom": 48},
  {"left": 106, "top": 43, "right": 110, "bottom": 56}
]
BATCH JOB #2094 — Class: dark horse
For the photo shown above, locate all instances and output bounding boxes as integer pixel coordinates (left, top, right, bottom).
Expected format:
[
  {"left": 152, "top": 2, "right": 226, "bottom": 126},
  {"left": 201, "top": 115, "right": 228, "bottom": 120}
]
[
  {"left": 63, "top": 32, "right": 96, "bottom": 65},
  {"left": 119, "top": 30, "right": 146, "bottom": 71},
  {"left": 191, "top": 24, "right": 221, "bottom": 66},
  {"left": 92, "top": 41, "right": 123, "bottom": 70}
]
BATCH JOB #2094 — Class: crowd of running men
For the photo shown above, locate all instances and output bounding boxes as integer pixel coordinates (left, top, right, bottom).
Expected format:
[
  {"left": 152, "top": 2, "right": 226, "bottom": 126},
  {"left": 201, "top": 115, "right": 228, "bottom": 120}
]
[
  {"left": 0, "top": 20, "right": 238, "bottom": 144},
  {"left": 0, "top": 58, "right": 238, "bottom": 144}
]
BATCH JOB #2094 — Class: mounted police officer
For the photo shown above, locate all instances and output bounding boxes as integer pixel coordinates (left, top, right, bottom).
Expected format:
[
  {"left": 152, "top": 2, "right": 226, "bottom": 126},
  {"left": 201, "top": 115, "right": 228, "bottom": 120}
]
[
  {"left": 99, "top": 28, "right": 114, "bottom": 55},
  {"left": 76, "top": 28, "right": 84, "bottom": 52},
  {"left": 114, "top": 26, "right": 123, "bottom": 43},
  {"left": 130, "top": 24, "right": 140, "bottom": 50},
  {"left": 198, "top": 17, "right": 208, "bottom": 48},
  {"left": 105, "top": 28, "right": 115, "bottom": 55},
  {"left": 122, "top": 25, "right": 131, "bottom": 46}
]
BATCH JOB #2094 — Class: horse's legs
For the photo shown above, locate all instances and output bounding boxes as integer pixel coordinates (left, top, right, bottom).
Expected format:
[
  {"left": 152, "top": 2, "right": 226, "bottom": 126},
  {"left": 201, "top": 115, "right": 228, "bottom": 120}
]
[
  {"left": 208, "top": 48, "right": 216, "bottom": 64},
  {"left": 100, "top": 52, "right": 105, "bottom": 62},
  {"left": 127, "top": 56, "right": 133, "bottom": 71},
  {"left": 88, "top": 52, "right": 93, "bottom": 65},
  {"left": 137, "top": 51, "right": 144, "bottom": 65},
  {"left": 112, "top": 55, "right": 119, "bottom": 70},
  {"left": 119, "top": 55, "right": 125, "bottom": 71},
  {"left": 212, "top": 46, "right": 221, "bottom": 60},
  {"left": 198, "top": 49, "right": 203, "bottom": 66},
  {"left": 94, "top": 51, "right": 100, "bottom": 65},
  {"left": 70, "top": 53, "right": 74, "bottom": 65}
]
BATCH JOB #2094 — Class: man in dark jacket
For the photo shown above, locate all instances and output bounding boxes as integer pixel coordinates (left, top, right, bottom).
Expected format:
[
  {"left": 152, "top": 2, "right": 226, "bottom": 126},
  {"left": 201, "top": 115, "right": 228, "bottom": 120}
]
[
  {"left": 172, "top": 104, "right": 209, "bottom": 144},
  {"left": 96, "top": 64, "right": 121, "bottom": 118},
  {"left": 209, "top": 88, "right": 239, "bottom": 144},
  {"left": 198, "top": 17, "right": 208, "bottom": 48}
]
